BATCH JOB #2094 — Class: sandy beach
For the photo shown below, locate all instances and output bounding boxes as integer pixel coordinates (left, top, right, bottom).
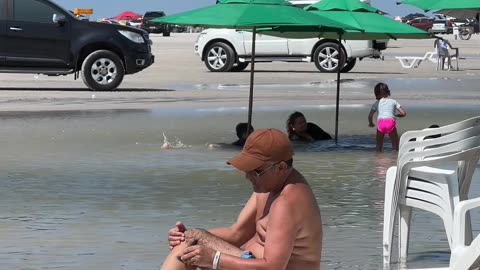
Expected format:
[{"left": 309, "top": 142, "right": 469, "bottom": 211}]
[{"left": 0, "top": 33, "right": 479, "bottom": 112}]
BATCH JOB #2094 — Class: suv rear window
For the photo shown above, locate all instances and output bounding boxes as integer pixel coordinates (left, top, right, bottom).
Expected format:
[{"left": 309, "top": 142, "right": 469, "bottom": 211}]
[{"left": 144, "top": 11, "right": 165, "bottom": 19}]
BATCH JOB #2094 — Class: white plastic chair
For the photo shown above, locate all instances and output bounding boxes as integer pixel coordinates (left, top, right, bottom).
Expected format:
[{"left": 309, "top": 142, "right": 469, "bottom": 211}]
[
  {"left": 398, "top": 117, "right": 480, "bottom": 147},
  {"left": 383, "top": 120, "right": 480, "bottom": 266},
  {"left": 408, "top": 193, "right": 480, "bottom": 270},
  {"left": 384, "top": 140, "right": 480, "bottom": 266},
  {"left": 383, "top": 131, "right": 480, "bottom": 265}
]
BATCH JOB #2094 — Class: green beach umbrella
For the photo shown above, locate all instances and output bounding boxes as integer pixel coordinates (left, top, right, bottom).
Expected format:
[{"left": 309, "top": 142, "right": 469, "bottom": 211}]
[
  {"left": 398, "top": 0, "right": 436, "bottom": 12},
  {"left": 152, "top": 0, "right": 359, "bottom": 134},
  {"left": 261, "top": 0, "right": 430, "bottom": 39},
  {"left": 262, "top": 0, "right": 431, "bottom": 142},
  {"left": 399, "top": 0, "right": 480, "bottom": 19}
]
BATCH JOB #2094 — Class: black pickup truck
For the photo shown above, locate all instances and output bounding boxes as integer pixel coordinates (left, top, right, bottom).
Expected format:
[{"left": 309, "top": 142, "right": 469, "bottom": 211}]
[
  {"left": 0, "top": 0, "right": 154, "bottom": 91},
  {"left": 141, "top": 11, "right": 171, "bottom": 36}
]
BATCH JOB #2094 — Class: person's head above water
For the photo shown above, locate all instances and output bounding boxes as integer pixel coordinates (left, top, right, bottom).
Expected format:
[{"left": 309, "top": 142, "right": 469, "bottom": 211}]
[
  {"left": 287, "top": 111, "right": 308, "bottom": 135},
  {"left": 374, "top": 82, "right": 391, "bottom": 100},
  {"left": 227, "top": 129, "right": 294, "bottom": 173},
  {"left": 235, "top": 122, "right": 254, "bottom": 140}
]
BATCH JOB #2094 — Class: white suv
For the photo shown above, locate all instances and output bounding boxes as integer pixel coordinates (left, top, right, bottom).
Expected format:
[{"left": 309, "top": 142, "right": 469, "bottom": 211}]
[{"left": 194, "top": 0, "right": 387, "bottom": 73}]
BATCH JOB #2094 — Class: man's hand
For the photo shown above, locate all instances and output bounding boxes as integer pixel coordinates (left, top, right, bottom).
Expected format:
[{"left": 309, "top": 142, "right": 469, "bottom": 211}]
[
  {"left": 168, "top": 221, "right": 187, "bottom": 250},
  {"left": 369, "top": 123, "right": 375, "bottom": 128},
  {"left": 180, "top": 245, "right": 216, "bottom": 268}
]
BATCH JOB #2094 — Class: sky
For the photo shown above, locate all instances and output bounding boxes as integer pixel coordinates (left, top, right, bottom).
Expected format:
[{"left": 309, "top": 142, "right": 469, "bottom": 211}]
[{"left": 52, "top": 0, "right": 427, "bottom": 20}]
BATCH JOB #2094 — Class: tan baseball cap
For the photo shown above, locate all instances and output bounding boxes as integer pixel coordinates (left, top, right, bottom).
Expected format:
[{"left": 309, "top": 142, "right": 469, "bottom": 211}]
[{"left": 227, "top": 129, "right": 294, "bottom": 172}]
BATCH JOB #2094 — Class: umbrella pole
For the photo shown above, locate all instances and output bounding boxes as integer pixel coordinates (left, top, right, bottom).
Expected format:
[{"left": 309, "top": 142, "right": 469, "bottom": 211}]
[
  {"left": 247, "top": 27, "right": 256, "bottom": 135},
  {"left": 335, "top": 33, "right": 343, "bottom": 144}
]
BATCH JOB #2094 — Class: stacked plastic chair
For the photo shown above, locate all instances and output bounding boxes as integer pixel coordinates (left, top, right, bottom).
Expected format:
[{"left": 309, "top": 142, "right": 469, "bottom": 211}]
[{"left": 383, "top": 116, "right": 480, "bottom": 268}]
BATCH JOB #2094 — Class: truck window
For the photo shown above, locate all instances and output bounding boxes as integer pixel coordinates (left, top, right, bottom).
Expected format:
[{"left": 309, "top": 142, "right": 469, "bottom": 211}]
[
  {"left": 0, "top": 0, "right": 6, "bottom": 20},
  {"left": 144, "top": 12, "right": 165, "bottom": 19},
  {"left": 14, "top": 0, "right": 61, "bottom": 24}
]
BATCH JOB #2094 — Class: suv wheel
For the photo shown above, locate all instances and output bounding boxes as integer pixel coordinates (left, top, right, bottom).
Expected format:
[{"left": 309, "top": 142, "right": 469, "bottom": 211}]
[
  {"left": 230, "top": 62, "right": 249, "bottom": 72},
  {"left": 204, "top": 42, "right": 235, "bottom": 72},
  {"left": 313, "top": 42, "right": 346, "bottom": 73},
  {"left": 163, "top": 31, "right": 171, "bottom": 37},
  {"left": 341, "top": 58, "right": 357, "bottom": 73},
  {"left": 81, "top": 50, "right": 124, "bottom": 91}
]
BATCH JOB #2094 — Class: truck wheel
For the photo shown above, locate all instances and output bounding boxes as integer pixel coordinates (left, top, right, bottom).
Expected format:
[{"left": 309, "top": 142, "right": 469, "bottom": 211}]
[
  {"left": 341, "top": 58, "right": 357, "bottom": 73},
  {"left": 313, "top": 42, "right": 346, "bottom": 73},
  {"left": 163, "top": 31, "right": 171, "bottom": 37},
  {"left": 204, "top": 42, "right": 235, "bottom": 72},
  {"left": 230, "top": 62, "right": 249, "bottom": 72},
  {"left": 81, "top": 50, "right": 124, "bottom": 91}
]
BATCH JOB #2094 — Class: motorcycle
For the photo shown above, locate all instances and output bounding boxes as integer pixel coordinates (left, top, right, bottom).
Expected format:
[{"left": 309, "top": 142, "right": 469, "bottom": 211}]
[
  {"left": 459, "top": 27, "right": 472, "bottom": 40},
  {"left": 456, "top": 18, "right": 477, "bottom": 40}
]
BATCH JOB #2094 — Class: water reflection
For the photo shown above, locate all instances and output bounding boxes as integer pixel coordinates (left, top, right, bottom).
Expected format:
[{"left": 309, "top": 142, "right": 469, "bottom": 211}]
[{"left": 0, "top": 105, "right": 478, "bottom": 270}]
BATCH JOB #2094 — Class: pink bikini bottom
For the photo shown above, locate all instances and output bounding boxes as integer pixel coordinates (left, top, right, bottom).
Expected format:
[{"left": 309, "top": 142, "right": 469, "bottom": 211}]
[{"left": 377, "top": 118, "right": 396, "bottom": 135}]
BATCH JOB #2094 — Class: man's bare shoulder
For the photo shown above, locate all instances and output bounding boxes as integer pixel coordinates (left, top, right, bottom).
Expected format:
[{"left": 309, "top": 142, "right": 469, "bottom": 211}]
[
  {"left": 281, "top": 183, "right": 314, "bottom": 205},
  {"left": 272, "top": 182, "right": 315, "bottom": 212},
  {"left": 283, "top": 170, "right": 314, "bottom": 198}
]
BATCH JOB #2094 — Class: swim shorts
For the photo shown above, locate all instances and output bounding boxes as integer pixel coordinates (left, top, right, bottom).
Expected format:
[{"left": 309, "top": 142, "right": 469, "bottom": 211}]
[
  {"left": 241, "top": 251, "right": 256, "bottom": 259},
  {"left": 377, "top": 118, "right": 396, "bottom": 135}
]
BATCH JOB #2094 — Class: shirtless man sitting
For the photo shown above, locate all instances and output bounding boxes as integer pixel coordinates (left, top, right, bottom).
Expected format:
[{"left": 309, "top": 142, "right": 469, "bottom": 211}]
[{"left": 161, "top": 129, "right": 323, "bottom": 270}]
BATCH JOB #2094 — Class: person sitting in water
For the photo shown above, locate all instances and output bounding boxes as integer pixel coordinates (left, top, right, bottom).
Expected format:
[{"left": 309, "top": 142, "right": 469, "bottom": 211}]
[
  {"left": 286, "top": 111, "right": 332, "bottom": 142},
  {"left": 409, "top": 124, "right": 441, "bottom": 142},
  {"left": 425, "top": 124, "right": 441, "bottom": 139},
  {"left": 161, "top": 129, "right": 323, "bottom": 270},
  {"left": 232, "top": 122, "right": 254, "bottom": 147}
]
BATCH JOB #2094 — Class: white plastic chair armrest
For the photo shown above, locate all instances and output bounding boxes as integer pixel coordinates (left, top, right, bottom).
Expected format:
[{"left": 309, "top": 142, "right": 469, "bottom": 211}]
[{"left": 452, "top": 197, "right": 480, "bottom": 247}]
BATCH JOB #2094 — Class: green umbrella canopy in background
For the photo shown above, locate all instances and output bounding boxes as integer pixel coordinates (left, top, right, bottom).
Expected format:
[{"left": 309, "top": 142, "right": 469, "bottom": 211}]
[
  {"left": 398, "top": 0, "right": 437, "bottom": 12},
  {"left": 262, "top": 0, "right": 431, "bottom": 39},
  {"left": 152, "top": 0, "right": 358, "bottom": 31},
  {"left": 399, "top": 0, "right": 480, "bottom": 19},
  {"left": 152, "top": 0, "right": 359, "bottom": 136}
]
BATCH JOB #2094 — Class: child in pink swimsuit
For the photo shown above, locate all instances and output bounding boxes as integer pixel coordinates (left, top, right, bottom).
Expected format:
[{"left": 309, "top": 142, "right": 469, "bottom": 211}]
[{"left": 368, "top": 83, "right": 407, "bottom": 152}]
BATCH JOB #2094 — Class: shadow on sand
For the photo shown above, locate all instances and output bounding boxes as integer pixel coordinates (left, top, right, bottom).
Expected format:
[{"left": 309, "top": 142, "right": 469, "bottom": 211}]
[
  {"left": 0, "top": 87, "right": 175, "bottom": 92},
  {"left": 0, "top": 109, "right": 150, "bottom": 119},
  {"left": 234, "top": 70, "right": 405, "bottom": 75}
]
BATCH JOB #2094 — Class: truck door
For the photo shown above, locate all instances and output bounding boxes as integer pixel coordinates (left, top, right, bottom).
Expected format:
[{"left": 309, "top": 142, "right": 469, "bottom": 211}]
[
  {"left": 5, "top": 0, "right": 71, "bottom": 68},
  {"left": 0, "top": 0, "right": 7, "bottom": 65},
  {"left": 242, "top": 30, "right": 288, "bottom": 56}
]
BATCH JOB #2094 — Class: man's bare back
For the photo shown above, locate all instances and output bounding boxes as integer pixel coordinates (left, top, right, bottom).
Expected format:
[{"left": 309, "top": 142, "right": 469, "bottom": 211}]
[{"left": 243, "top": 169, "right": 322, "bottom": 270}]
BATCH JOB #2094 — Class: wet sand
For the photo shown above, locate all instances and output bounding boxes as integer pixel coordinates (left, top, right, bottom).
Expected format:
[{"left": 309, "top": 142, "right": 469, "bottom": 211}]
[{"left": 0, "top": 33, "right": 479, "bottom": 112}]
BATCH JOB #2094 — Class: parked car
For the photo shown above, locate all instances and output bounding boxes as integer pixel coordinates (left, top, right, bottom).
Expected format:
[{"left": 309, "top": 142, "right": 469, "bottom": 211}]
[
  {"left": 171, "top": 24, "right": 188, "bottom": 33},
  {"left": 129, "top": 19, "right": 143, "bottom": 28},
  {"left": 97, "top": 18, "right": 120, "bottom": 24},
  {"left": 195, "top": 28, "right": 387, "bottom": 73},
  {"left": 402, "top": 13, "right": 426, "bottom": 23},
  {"left": 194, "top": 0, "right": 388, "bottom": 73},
  {"left": 141, "top": 11, "right": 171, "bottom": 36},
  {"left": 0, "top": 0, "right": 154, "bottom": 91},
  {"left": 431, "top": 19, "right": 453, "bottom": 34},
  {"left": 407, "top": 17, "right": 434, "bottom": 32}
]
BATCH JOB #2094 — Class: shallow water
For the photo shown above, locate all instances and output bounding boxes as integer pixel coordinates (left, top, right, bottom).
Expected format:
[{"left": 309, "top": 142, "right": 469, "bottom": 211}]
[{"left": 0, "top": 86, "right": 479, "bottom": 269}]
